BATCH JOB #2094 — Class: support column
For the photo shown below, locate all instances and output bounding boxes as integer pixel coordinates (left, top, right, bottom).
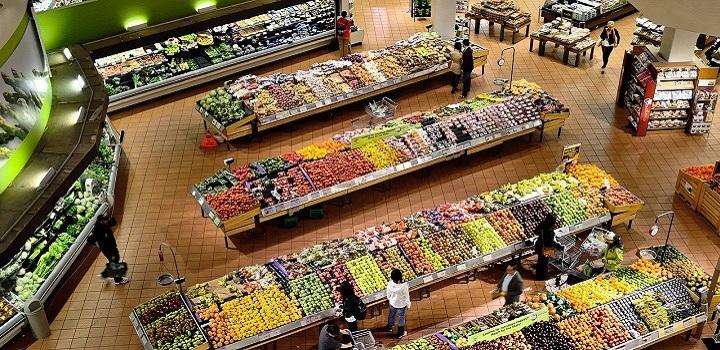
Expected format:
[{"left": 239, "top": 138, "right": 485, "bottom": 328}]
[
  {"left": 658, "top": 27, "right": 700, "bottom": 62},
  {"left": 431, "top": 0, "right": 455, "bottom": 39}
]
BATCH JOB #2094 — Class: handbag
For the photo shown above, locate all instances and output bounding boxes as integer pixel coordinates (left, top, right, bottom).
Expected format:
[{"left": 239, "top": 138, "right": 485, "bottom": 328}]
[{"left": 542, "top": 247, "right": 556, "bottom": 257}]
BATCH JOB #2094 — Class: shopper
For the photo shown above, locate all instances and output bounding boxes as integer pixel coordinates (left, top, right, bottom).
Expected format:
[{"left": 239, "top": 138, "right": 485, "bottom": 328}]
[
  {"left": 339, "top": 281, "right": 365, "bottom": 332},
  {"left": 318, "top": 323, "right": 353, "bottom": 350},
  {"left": 601, "top": 232, "right": 624, "bottom": 272},
  {"left": 534, "top": 213, "right": 564, "bottom": 280},
  {"left": 385, "top": 269, "right": 410, "bottom": 339},
  {"left": 337, "top": 11, "right": 353, "bottom": 57},
  {"left": 461, "top": 38, "right": 474, "bottom": 98},
  {"left": 87, "top": 214, "right": 129, "bottom": 285},
  {"left": 496, "top": 263, "right": 524, "bottom": 305},
  {"left": 449, "top": 42, "right": 463, "bottom": 94},
  {"left": 598, "top": 21, "right": 620, "bottom": 74}
]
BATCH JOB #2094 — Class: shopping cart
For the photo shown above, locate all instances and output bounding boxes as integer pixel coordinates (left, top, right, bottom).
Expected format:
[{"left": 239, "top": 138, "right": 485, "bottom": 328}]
[
  {"left": 364, "top": 97, "right": 398, "bottom": 123},
  {"left": 550, "top": 227, "right": 610, "bottom": 281},
  {"left": 351, "top": 329, "right": 382, "bottom": 350}
]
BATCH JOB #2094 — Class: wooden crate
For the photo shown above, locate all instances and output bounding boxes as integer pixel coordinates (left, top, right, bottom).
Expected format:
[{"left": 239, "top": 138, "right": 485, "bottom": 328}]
[
  {"left": 604, "top": 199, "right": 644, "bottom": 214},
  {"left": 698, "top": 185, "right": 720, "bottom": 234},
  {"left": 541, "top": 111, "right": 570, "bottom": 122},
  {"left": 675, "top": 169, "right": 708, "bottom": 210},
  {"left": 222, "top": 207, "right": 260, "bottom": 235},
  {"left": 611, "top": 209, "right": 638, "bottom": 228}
]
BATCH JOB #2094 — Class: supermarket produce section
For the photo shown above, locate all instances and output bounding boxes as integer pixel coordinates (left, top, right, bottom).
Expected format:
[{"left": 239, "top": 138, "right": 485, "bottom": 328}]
[{"left": 129, "top": 163, "right": 691, "bottom": 350}]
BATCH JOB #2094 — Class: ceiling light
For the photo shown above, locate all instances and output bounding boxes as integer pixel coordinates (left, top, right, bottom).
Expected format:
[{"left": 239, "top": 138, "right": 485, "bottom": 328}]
[
  {"left": 63, "top": 47, "right": 73, "bottom": 60},
  {"left": 36, "top": 167, "right": 56, "bottom": 189},
  {"left": 125, "top": 20, "right": 148, "bottom": 31},
  {"left": 74, "top": 106, "right": 85, "bottom": 124},
  {"left": 75, "top": 74, "right": 86, "bottom": 90},
  {"left": 195, "top": 2, "right": 216, "bottom": 13}
]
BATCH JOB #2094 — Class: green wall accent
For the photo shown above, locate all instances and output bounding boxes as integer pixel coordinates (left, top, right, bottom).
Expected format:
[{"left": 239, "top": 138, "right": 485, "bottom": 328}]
[
  {"left": 36, "top": 0, "right": 254, "bottom": 51},
  {"left": 0, "top": 83, "right": 53, "bottom": 193},
  {"left": 0, "top": 14, "right": 30, "bottom": 67}
]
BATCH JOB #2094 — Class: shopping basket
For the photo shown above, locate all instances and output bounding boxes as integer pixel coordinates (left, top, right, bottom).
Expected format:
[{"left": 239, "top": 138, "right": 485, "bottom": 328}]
[{"left": 351, "top": 329, "right": 382, "bottom": 350}]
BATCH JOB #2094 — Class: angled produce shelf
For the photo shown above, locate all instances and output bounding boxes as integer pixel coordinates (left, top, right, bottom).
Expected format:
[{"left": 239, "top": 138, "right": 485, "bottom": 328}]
[
  {"left": 192, "top": 80, "right": 569, "bottom": 237},
  {"left": 132, "top": 162, "right": 646, "bottom": 349},
  {"left": 195, "top": 33, "right": 489, "bottom": 141}
]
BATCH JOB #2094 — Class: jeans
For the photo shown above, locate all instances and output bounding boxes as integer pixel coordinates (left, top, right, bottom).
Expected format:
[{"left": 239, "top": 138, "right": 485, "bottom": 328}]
[
  {"left": 601, "top": 46, "right": 614, "bottom": 68},
  {"left": 451, "top": 73, "right": 461, "bottom": 92},
  {"left": 461, "top": 70, "right": 472, "bottom": 96},
  {"left": 387, "top": 306, "right": 406, "bottom": 328}
]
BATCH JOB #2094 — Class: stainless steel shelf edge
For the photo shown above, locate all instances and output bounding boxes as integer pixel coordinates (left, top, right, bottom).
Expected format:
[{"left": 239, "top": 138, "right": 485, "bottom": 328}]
[
  {"left": 0, "top": 314, "right": 25, "bottom": 349},
  {"left": 107, "top": 32, "right": 335, "bottom": 113},
  {"left": 36, "top": 203, "right": 109, "bottom": 303}
]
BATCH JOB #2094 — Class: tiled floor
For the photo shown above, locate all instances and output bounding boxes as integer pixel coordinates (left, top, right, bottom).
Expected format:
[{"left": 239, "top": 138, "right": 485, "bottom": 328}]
[{"left": 28, "top": 0, "right": 720, "bottom": 349}]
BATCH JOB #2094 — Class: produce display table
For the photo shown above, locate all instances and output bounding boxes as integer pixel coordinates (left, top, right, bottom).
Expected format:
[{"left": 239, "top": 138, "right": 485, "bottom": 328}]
[
  {"left": 698, "top": 184, "right": 720, "bottom": 235},
  {"left": 674, "top": 165, "right": 720, "bottom": 235},
  {"left": 529, "top": 32, "right": 595, "bottom": 66},
  {"left": 539, "top": 111, "right": 569, "bottom": 140},
  {"left": 540, "top": 2, "right": 637, "bottom": 30},
  {"left": 0, "top": 120, "right": 123, "bottom": 348},
  {"left": 465, "top": 12, "right": 531, "bottom": 44}
]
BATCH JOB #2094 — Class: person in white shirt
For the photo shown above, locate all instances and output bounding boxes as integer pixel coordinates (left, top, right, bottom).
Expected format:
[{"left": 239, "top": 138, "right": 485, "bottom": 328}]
[{"left": 385, "top": 269, "right": 410, "bottom": 339}]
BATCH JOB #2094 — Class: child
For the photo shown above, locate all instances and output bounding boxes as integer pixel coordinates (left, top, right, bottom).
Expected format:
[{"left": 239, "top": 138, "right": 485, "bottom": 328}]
[{"left": 385, "top": 269, "right": 410, "bottom": 339}]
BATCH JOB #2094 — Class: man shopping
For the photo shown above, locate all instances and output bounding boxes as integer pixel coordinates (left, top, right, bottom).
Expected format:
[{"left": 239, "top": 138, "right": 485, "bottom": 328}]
[
  {"left": 496, "top": 263, "right": 523, "bottom": 305},
  {"left": 461, "top": 39, "right": 474, "bottom": 98}
]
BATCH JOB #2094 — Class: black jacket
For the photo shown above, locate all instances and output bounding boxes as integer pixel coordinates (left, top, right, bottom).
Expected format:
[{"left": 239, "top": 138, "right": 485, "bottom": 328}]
[
  {"left": 342, "top": 296, "right": 361, "bottom": 319},
  {"left": 534, "top": 227, "right": 563, "bottom": 254},
  {"left": 496, "top": 273, "right": 524, "bottom": 298},
  {"left": 600, "top": 27, "right": 620, "bottom": 46},
  {"left": 461, "top": 47, "right": 474, "bottom": 72},
  {"left": 88, "top": 221, "right": 118, "bottom": 253}
]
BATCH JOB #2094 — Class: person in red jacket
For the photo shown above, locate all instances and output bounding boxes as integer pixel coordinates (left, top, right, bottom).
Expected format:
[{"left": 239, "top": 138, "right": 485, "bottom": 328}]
[{"left": 337, "top": 11, "right": 353, "bottom": 56}]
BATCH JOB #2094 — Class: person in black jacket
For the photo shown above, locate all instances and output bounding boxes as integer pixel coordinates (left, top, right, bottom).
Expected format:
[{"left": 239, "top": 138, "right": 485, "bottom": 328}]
[
  {"left": 87, "top": 214, "right": 129, "bottom": 285},
  {"left": 496, "top": 263, "right": 524, "bottom": 305},
  {"left": 461, "top": 39, "right": 474, "bottom": 98},
  {"left": 598, "top": 21, "right": 620, "bottom": 74},
  {"left": 534, "top": 213, "right": 564, "bottom": 280},
  {"left": 339, "top": 281, "right": 361, "bottom": 331}
]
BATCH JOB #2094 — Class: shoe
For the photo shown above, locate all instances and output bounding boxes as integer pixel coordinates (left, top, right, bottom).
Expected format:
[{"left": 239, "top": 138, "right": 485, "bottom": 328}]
[
  {"left": 395, "top": 326, "right": 406, "bottom": 339},
  {"left": 601, "top": 70, "right": 605, "bottom": 74},
  {"left": 114, "top": 277, "right": 130, "bottom": 285}
]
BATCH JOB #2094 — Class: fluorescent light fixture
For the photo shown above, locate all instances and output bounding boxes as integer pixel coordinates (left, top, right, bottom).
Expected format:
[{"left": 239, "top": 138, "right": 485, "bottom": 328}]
[
  {"left": 63, "top": 47, "right": 73, "bottom": 60},
  {"left": 125, "top": 19, "right": 148, "bottom": 31},
  {"left": 36, "top": 167, "right": 56, "bottom": 189},
  {"left": 73, "top": 106, "right": 85, "bottom": 124},
  {"left": 75, "top": 74, "right": 86, "bottom": 90},
  {"left": 196, "top": 2, "right": 216, "bottom": 13}
]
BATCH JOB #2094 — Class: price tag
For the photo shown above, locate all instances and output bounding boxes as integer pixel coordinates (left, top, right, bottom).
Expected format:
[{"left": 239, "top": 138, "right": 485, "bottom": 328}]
[
  {"left": 198, "top": 197, "right": 205, "bottom": 206},
  {"left": 457, "top": 263, "right": 466, "bottom": 271},
  {"left": 321, "top": 188, "right": 332, "bottom": 196},
  {"left": 673, "top": 322, "right": 684, "bottom": 332},
  {"left": 410, "top": 159, "right": 419, "bottom": 166},
  {"left": 437, "top": 270, "right": 446, "bottom": 278},
  {"left": 423, "top": 276, "right": 434, "bottom": 284},
  {"left": 483, "top": 254, "right": 493, "bottom": 262},
  {"left": 657, "top": 328, "right": 666, "bottom": 338},
  {"left": 298, "top": 105, "right": 308, "bottom": 113}
]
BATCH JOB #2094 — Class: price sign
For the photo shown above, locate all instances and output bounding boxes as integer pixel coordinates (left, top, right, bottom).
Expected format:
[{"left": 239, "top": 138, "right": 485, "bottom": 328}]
[
  {"left": 437, "top": 270, "right": 446, "bottom": 278},
  {"left": 457, "top": 263, "right": 466, "bottom": 271},
  {"left": 483, "top": 254, "right": 493, "bottom": 262},
  {"left": 673, "top": 322, "right": 684, "bottom": 332},
  {"left": 657, "top": 328, "right": 666, "bottom": 338},
  {"left": 423, "top": 275, "right": 434, "bottom": 284}
]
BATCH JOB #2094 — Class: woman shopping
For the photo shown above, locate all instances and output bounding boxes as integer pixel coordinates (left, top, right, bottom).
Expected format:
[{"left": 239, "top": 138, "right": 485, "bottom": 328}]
[
  {"left": 598, "top": 21, "right": 620, "bottom": 74},
  {"left": 339, "top": 281, "right": 365, "bottom": 332},
  {"left": 385, "top": 269, "right": 410, "bottom": 339},
  {"left": 534, "top": 213, "right": 564, "bottom": 280},
  {"left": 601, "top": 232, "right": 624, "bottom": 272},
  {"left": 449, "top": 42, "right": 463, "bottom": 94}
]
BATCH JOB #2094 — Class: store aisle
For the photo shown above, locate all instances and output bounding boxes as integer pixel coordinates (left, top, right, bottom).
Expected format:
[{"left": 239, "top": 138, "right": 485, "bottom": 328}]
[{"left": 28, "top": 0, "right": 720, "bottom": 349}]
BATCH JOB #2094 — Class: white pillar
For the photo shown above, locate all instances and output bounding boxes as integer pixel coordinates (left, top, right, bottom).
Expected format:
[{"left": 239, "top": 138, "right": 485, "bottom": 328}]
[
  {"left": 658, "top": 27, "right": 699, "bottom": 62},
  {"left": 431, "top": 0, "right": 456, "bottom": 39}
]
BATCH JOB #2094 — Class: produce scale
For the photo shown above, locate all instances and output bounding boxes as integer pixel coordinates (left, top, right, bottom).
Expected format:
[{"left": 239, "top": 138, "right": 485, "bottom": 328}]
[{"left": 0, "top": 120, "right": 123, "bottom": 348}]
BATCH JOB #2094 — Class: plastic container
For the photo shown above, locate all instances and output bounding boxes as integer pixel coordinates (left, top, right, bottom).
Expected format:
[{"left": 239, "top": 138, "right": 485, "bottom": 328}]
[{"left": 24, "top": 299, "right": 50, "bottom": 339}]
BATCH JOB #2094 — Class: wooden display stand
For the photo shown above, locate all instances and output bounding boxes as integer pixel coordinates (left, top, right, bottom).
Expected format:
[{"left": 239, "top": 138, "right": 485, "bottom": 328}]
[
  {"left": 697, "top": 184, "right": 720, "bottom": 235},
  {"left": 529, "top": 32, "right": 594, "bottom": 67},
  {"left": 539, "top": 111, "right": 569, "bottom": 140},
  {"left": 675, "top": 167, "right": 710, "bottom": 210},
  {"left": 606, "top": 198, "right": 644, "bottom": 229}
]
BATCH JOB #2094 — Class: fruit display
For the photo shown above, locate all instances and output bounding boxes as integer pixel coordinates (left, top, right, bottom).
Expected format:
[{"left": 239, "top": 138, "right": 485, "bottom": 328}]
[
  {"left": 424, "top": 228, "right": 478, "bottom": 265},
  {"left": 346, "top": 255, "right": 388, "bottom": 295},
  {"left": 681, "top": 164, "right": 714, "bottom": 181},
  {"left": 558, "top": 313, "right": 607, "bottom": 350},
  {"left": 198, "top": 88, "right": 247, "bottom": 126},
  {"left": 392, "top": 338, "right": 433, "bottom": 350},
  {"left": 629, "top": 259, "right": 672, "bottom": 281},
  {"left": 648, "top": 245, "right": 712, "bottom": 293},
  {"left": 417, "top": 235, "right": 449, "bottom": 270},
  {"left": 570, "top": 184, "right": 609, "bottom": 218},
  {"left": 205, "top": 185, "right": 258, "bottom": 221},
  {"left": 145, "top": 308, "right": 206, "bottom": 350},
  {"left": 566, "top": 163, "right": 619, "bottom": 188},
  {"left": 443, "top": 304, "right": 534, "bottom": 348},
  {"left": 525, "top": 292, "right": 576, "bottom": 320},
  {"left": 509, "top": 199, "right": 553, "bottom": 237},
  {"left": 544, "top": 191, "right": 587, "bottom": 226},
  {"left": 467, "top": 332, "right": 533, "bottom": 350},
  {"left": 485, "top": 209, "right": 526, "bottom": 243},
  {"left": 318, "top": 263, "right": 362, "bottom": 302},
  {"left": 461, "top": 218, "right": 507, "bottom": 254},
  {"left": 96, "top": 0, "right": 336, "bottom": 96},
  {"left": 295, "top": 238, "right": 368, "bottom": 269},
  {"left": 632, "top": 292, "right": 669, "bottom": 330},
  {"left": 289, "top": 273, "right": 334, "bottom": 316},
  {"left": 587, "top": 307, "right": 632, "bottom": 347},
  {"left": 373, "top": 246, "right": 417, "bottom": 281},
  {"left": 604, "top": 186, "right": 643, "bottom": 209},
  {"left": 0, "top": 299, "right": 17, "bottom": 324},
  {"left": 522, "top": 321, "right": 574, "bottom": 350},
  {"left": 555, "top": 278, "right": 623, "bottom": 312},
  {"left": 397, "top": 236, "right": 436, "bottom": 275}
]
